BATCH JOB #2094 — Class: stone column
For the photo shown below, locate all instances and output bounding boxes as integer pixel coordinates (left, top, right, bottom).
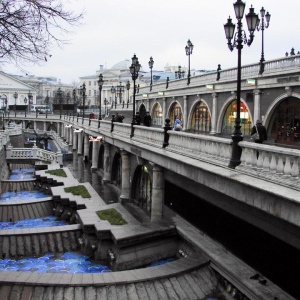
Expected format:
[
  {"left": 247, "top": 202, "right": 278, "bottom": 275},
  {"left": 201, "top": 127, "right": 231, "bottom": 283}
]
[
  {"left": 103, "top": 142, "right": 111, "bottom": 182},
  {"left": 72, "top": 130, "right": 77, "bottom": 151},
  {"left": 43, "top": 122, "right": 47, "bottom": 132},
  {"left": 91, "top": 140, "right": 99, "bottom": 170},
  {"left": 84, "top": 134, "right": 89, "bottom": 162},
  {"left": 253, "top": 89, "right": 261, "bottom": 123},
  {"left": 69, "top": 127, "right": 73, "bottom": 146},
  {"left": 151, "top": 163, "right": 164, "bottom": 222},
  {"left": 77, "top": 131, "right": 83, "bottom": 155},
  {"left": 183, "top": 95, "right": 188, "bottom": 130},
  {"left": 119, "top": 149, "right": 130, "bottom": 203},
  {"left": 210, "top": 92, "right": 218, "bottom": 135}
]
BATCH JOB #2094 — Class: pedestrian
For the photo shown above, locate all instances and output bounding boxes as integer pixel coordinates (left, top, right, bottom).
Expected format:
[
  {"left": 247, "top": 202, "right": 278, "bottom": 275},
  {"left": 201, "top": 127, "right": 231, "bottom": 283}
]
[
  {"left": 135, "top": 112, "right": 141, "bottom": 125},
  {"left": 251, "top": 119, "right": 267, "bottom": 158},
  {"left": 144, "top": 111, "right": 152, "bottom": 127},
  {"left": 173, "top": 115, "right": 183, "bottom": 131}
]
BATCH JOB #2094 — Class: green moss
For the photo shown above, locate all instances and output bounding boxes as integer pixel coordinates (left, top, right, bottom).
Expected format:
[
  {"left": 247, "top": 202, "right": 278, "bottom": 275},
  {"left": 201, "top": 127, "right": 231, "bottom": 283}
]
[
  {"left": 45, "top": 169, "right": 67, "bottom": 177},
  {"left": 96, "top": 208, "right": 127, "bottom": 225},
  {"left": 64, "top": 185, "right": 91, "bottom": 198}
]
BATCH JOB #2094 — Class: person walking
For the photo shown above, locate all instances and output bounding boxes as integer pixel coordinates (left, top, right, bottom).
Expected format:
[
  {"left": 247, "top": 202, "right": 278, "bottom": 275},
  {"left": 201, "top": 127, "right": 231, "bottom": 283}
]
[
  {"left": 144, "top": 111, "right": 152, "bottom": 127},
  {"left": 173, "top": 116, "right": 183, "bottom": 131},
  {"left": 251, "top": 119, "right": 267, "bottom": 159}
]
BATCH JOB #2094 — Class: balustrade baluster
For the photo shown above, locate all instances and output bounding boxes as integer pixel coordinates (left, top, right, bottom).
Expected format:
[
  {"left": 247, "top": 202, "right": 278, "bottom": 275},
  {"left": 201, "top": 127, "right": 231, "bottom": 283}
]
[
  {"left": 276, "top": 156, "right": 284, "bottom": 175},
  {"left": 291, "top": 157, "right": 299, "bottom": 178},
  {"left": 263, "top": 151, "right": 271, "bottom": 172},
  {"left": 257, "top": 150, "right": 264, "bottom": 170},
  {"left": 283, "top": 156, "right": 292, "bottom": 177},
  {"left": 269, "top": 154, "right": 277, "bottom": 173}
]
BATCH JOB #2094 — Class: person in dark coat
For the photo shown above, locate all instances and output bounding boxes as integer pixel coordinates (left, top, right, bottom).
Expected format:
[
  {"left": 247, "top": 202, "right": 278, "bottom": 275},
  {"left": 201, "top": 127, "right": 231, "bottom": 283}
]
[
  {"left": 251, "top": 119, "right": 267, "bottom": 143},
  {"left": 251, "top": 119, "right": 267, "bottom": 159},
  {"left": 144, "top": 111, "right": 152, "bottom": 127},
  {"left": 135, "top": 112, "right": 141, "bottom": 125}
]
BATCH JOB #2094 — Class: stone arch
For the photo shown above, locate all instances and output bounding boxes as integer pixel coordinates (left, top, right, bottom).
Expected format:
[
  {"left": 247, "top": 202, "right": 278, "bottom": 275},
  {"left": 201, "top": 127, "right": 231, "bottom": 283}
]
[
  {"left": 167, "top": 100, "right": 183, "bottom": 126},
  {"left": 111, "top": 151, "right": 122, "bottom": 189},
  {"left": 187, "top": 97, "right": 211, "bottom": 132},
  {"left": 131, "top": 164, "right": 152, "bottom": 214},
  {"left": 138, "top": 103, "right": 147, "bottom": 123},
  {"left": 217, "top": 95, "right": 252, "bottom": 135},
  {"left": 151, "top": 102, "right": 163, "bottom": 127}
]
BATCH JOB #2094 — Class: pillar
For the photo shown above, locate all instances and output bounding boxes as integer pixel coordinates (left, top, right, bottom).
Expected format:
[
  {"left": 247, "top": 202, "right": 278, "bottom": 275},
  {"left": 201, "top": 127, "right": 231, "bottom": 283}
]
[
  {"left": 151, "top": 163, "right": 164, "bottom": 222},
  {"left": 163, "top": 97, "right": 167, "bottom": 125},
  {"left": 210, "top": 92, "right": 218, "bottom": 135},
  {"left": 72, "top": 130, "right": 77, "bottom": 151},
  {"left": 77, "top": 131, "right": 83, "bottom": 155},
  {"left": 183, "top": 95, "right": 188, "bottom": 130},
  {"left": 119, "top": 149, "right": 130, "bottom": 203},
  {"left": 84, "top": 134, "right": 89, "bottom": 162},
  {"left": 43, "top": 122, "right": 47, "bottom": 132},
  {"left": 103, "top": 142, "right": 111, "bottom": 182},
  {"left": 69, "top": 127, "right": 73, "bottom": 146},
  {"left": 91, "top": 140, "right": 99, "bottom": 170},
  {"left": 253, "top": 89, "right": 261, "bottom": 123}
]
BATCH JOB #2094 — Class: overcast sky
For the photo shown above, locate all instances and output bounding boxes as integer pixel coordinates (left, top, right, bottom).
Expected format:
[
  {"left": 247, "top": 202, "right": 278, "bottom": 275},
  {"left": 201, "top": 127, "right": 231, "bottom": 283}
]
[{"left": 3, "top": 0, "right": 299, "bottom": 84}]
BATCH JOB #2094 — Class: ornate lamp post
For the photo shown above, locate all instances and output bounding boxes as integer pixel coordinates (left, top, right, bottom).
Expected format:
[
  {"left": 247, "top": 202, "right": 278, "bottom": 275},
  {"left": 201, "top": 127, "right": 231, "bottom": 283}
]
[
  {"left": 57, "top": 87, "right": 63, "bottom": 119},
  {"left": 28, "top": 91, "right": 33, "bottom": 115},
  {"left": 129, "top": 54, "right": 141, "bottom": 138},
  {"left": 104, "top": 98, "right": 108, "bottom": 116},
  {"left": 148, "top": 56, "right": 154, "bottom": 91},
  {"left": 126, "top": 80, "right": 130, "bottom": 108},
  {"left": 175, "top": 65, "right": 185, "bottom": 79},
  {"left": 13, "top": 91, "right": 18, "bottom": 117},
  {"left": 224, "top": 0, "right": 258, "bottom": 168},
  {"left": 82, "top": 83, "right": 86, "bottom": 124},
  {"left": 98, "top": 73, "right": 104, "bottom": 128},
  {"left": 116, "top": 82, "right": 124, "bottom": 104},
  {"left": 111, "top": 86, "right": 116, "bottom": 108},
  {"left": 185, "top": 39, "right": 193, "bottom": 85},
  {"left": 256, "top": 7, "right": 271, "bottom": 75},
  {"left": 24, "top": 97, "right": 27, "bottom": 117}
]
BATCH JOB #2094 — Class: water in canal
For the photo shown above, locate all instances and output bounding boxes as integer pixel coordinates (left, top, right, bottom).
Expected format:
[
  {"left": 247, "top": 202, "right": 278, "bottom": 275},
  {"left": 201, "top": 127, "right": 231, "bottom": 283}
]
[{"left": 63, "top": 154, "right": 119, "bottom": 204}]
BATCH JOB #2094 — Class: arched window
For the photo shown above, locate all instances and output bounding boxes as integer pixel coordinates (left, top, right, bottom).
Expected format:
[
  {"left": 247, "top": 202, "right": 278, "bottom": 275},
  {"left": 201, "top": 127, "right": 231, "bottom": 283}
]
[
  {"left": 152, "top": 102, "right": 163, "bottom": 126},
  {"left": 221, "top": 100, "right": 252, "bottom": 136},
  {"left": 169, "top": 102, "right": 183, "bottom": 126},
  {"left": 269, "top": 97, "right": 300, "bottom": 147},
  {"left": 111, "top": 152, "right": 122, "bottom": 188},
  {"left": 190, "top": 101, "right": 211, "bottom": 133}
]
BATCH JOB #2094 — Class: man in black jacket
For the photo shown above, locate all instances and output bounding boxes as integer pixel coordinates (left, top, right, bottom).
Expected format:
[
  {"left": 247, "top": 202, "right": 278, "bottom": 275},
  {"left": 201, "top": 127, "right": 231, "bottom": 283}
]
[{"left": 251, "top": 119, "right": 267, "bottom": 143}]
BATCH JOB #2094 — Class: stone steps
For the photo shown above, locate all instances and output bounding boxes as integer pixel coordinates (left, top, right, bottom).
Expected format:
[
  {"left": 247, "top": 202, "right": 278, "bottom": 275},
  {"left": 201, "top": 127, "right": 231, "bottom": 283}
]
[
  {"left": 0, "top": 226, "right": 81, "bottom": 259},
  {"left": 0, "top": 200, "right": 53, "bottom": 222},
  {"left": 0, "top": 266, "right": 219, "bottom": 300}
]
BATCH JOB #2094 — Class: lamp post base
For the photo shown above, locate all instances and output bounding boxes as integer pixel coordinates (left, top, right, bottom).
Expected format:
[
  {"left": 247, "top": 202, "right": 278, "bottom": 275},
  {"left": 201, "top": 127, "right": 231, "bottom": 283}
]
[{"left": 228, "top": 134, "right": 244, "bottom": 169}]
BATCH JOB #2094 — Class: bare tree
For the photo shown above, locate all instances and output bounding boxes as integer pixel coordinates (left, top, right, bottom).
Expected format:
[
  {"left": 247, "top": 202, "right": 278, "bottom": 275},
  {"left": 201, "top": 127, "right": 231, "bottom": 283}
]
[{"left": 0, "top": 0, "right": 83, "bottom": 66}]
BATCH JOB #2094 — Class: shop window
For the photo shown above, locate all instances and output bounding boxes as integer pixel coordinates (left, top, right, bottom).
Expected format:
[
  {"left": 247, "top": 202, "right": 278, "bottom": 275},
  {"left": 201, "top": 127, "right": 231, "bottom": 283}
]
[
  {"left": 221, "top": 100, "right": 252, "bottom": 136},
  {"left": 190, "top": 101, "right": 211, "bottom": 133},
  {"left": 152, "top": 102, "right": 163, "bottom": 126}
]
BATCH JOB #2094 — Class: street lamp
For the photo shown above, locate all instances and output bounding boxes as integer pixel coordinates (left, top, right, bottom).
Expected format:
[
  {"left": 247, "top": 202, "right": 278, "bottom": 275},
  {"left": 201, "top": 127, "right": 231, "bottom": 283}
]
[
  {"left": 28, "top": 91, "right": 33, "bottom": 115},
  {"left": 111, "top": 86, "right": 116, "bottom": 108},
  {"left": 13, "top": 92, "right": 18, "bottom": 117},
  {"left": 126, "top": 80, "right": 130, "bottom": 108},
  {"left": 175, "top": 65, "right": 185, "bottom": 79},
  {"left": 148, "top": 56, "right": 154, "bottom": 91},
  {"left": 98, "top": 73, "right": 104, "bottom": 128},
  {"left": 185, "top": 39, "right": 193, "bottom": 85},
  {"left": 24, "top": 97, "right": 27, "bottom": 117},
  {"left": 82, "top": 83, "right": 86, "bottom": 124},
  {"left": 116, "top": 82, "right": 124, "bottom": 104},
  {"left": 224, "top": 0, "right": 258, "bottom": 168},
  {"left": 57, "top": 88, "right": 63, "bottom": 119},
  {"left": 129, "top": 54, "right": 141, "bottom": 138},
  {"left": 256, "top": 7, "right": 271, "bottom": 75}
]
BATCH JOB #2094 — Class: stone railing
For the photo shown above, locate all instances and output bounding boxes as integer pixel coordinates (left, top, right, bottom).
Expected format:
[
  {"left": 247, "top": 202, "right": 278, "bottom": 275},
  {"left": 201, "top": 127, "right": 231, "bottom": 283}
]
[
  {"left": 237, "top": 141, "right": 300, "bottom": 189},
  {"left": 6, "top": 145, "right": 63, "bottom": 165},
  {"left": 132, "top": 126, "right": 165, "bottom": 148}
]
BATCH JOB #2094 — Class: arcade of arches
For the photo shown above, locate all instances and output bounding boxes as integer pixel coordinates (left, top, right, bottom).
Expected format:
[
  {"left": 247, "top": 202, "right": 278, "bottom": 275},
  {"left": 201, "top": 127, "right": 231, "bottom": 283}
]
[{"left": 141, "top": 97, "right": 300, "bottom": 148}]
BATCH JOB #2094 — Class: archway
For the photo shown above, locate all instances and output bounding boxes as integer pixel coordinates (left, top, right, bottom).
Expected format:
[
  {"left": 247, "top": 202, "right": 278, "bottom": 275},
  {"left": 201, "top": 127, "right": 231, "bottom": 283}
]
[
  {"left": 131, "top": 165, "right": 152, "bottom": 214},
  {"left": 268, "top": 96, "right": 300, "bottom": 147},
  {"left": 221, "top": 100, "right": 252, "bottom": 136},
  {"left": 138, "top": 103, "right": 147, "bottom": 124},
  {"left": 111, "top": 152, "right": 122, "bottom": 189},
  {"left": 152, "top": 102, "right": 163, "bottom": 127},
  {"left": 190, "top": 101, "right": 211, "bottom": 133},
  {"left": 168, "top": 102, "right": 183, "bottom": 128}
]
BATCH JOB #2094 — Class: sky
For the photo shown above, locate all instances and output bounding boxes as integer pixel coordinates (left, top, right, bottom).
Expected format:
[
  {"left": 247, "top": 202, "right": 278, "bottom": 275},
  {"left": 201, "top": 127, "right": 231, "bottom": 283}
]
[{"left": 2, "top": 0, "right": 299, "bottom": 84}]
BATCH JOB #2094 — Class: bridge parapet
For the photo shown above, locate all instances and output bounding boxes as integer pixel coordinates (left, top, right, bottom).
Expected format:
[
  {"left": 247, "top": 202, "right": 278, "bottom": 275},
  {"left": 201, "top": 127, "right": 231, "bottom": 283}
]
[{"left": 238, "top": 141, "right": 300, "bottom": 190}]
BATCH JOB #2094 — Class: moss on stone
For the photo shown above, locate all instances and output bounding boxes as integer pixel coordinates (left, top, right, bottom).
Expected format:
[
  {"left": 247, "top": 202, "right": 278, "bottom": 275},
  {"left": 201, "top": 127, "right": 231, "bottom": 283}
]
[
  {"left": 45, "top": 169, "right": 67, "bottom": 177},
  {"left": 64, "top": 185, "right": 91, "bottom": 198},
  {"left": 96, "top": 208, "right": 127, "bottom": 225}
]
